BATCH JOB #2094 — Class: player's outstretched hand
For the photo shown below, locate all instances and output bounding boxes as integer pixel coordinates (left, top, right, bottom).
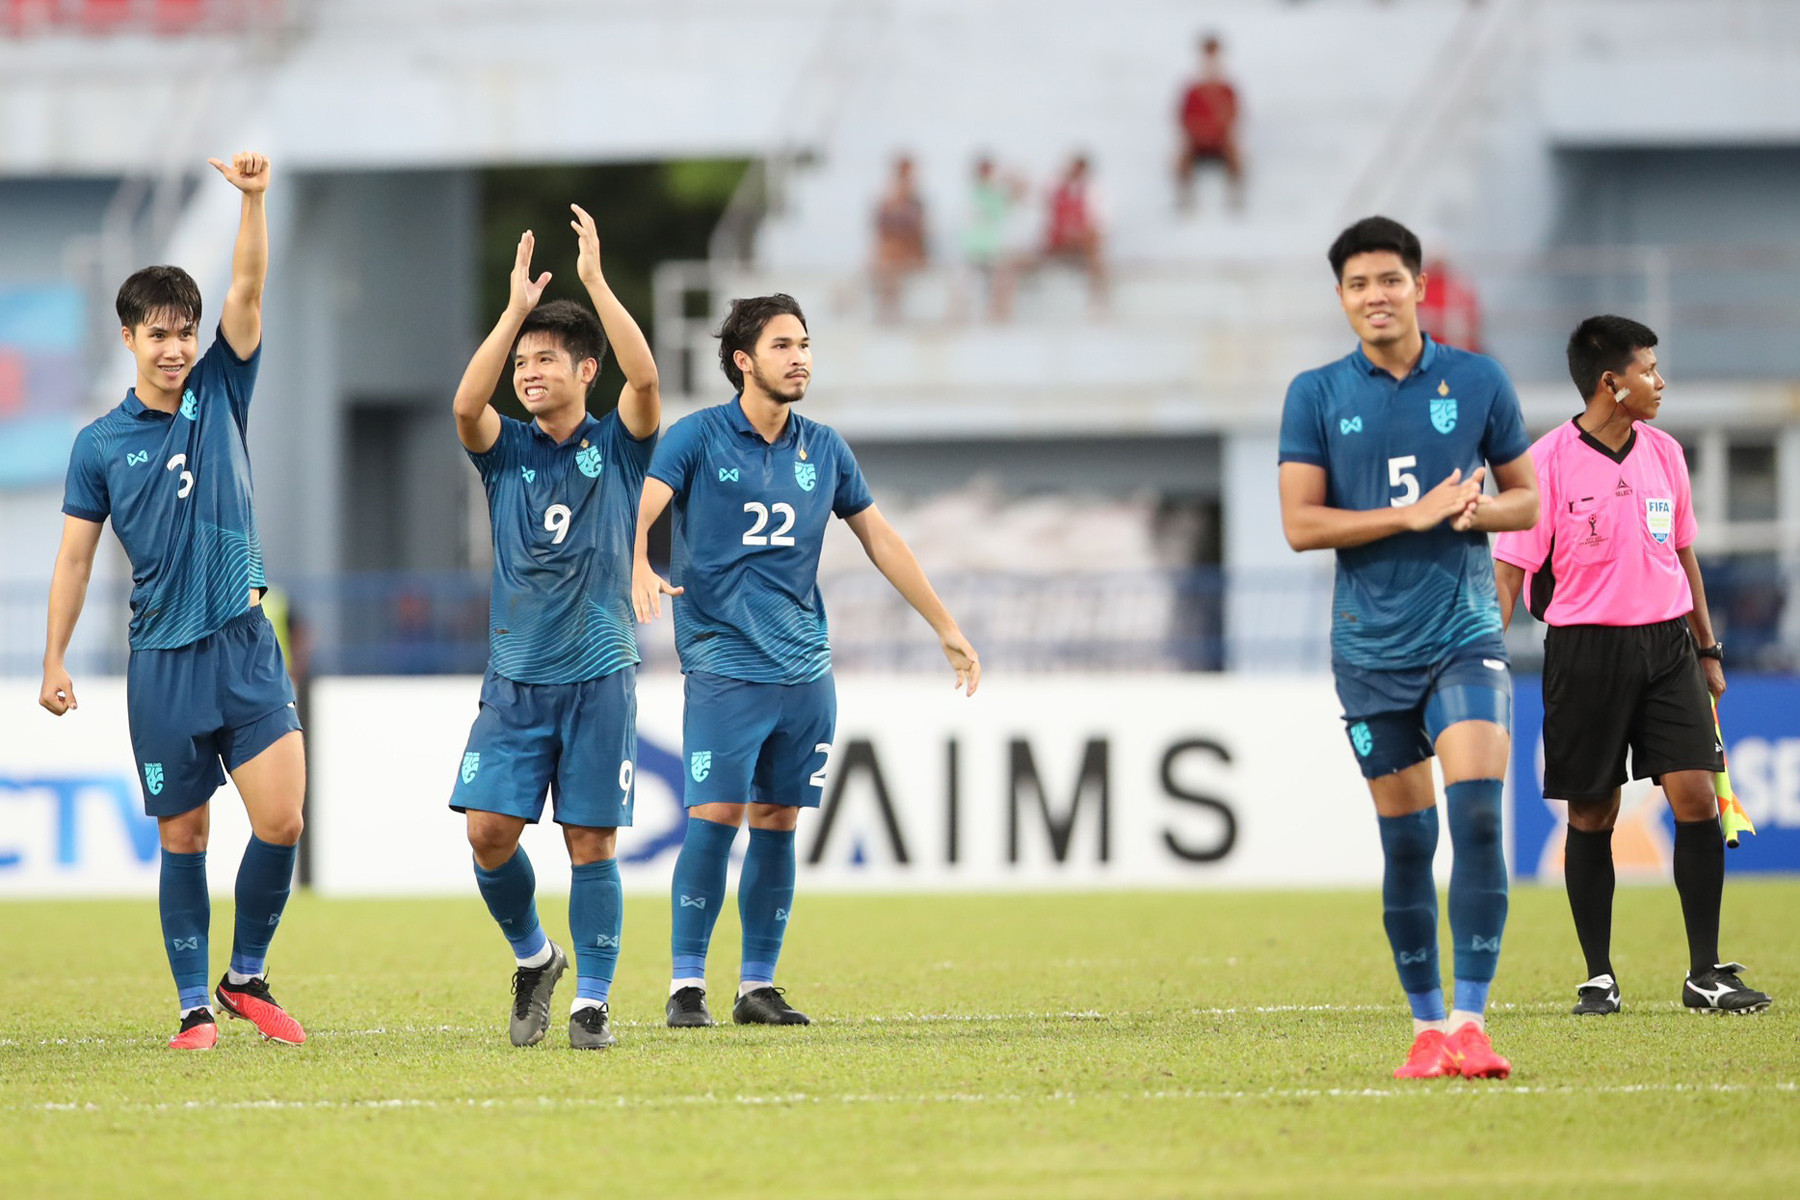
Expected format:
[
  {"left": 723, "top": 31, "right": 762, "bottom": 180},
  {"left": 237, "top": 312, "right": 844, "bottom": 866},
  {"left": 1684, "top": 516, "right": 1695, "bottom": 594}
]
[
  {"left": 208, "top": 151, "right": 271, "bottom": 194},
  {"left": 571, "top": 204, "right": 604, "bottom": 285},
  {"left": 632, "top": 561, "right": 683, "bottom": 623},
  {"left": 941, "top": 630, "right": 981, "bottom": 696},
  {"left": 1407, "top": 466, "right": 1485, "bottom": 532},
  {"left": 509, "top": 231, "right": 552, "bottom": 314},
  {"left": 39, "top": 669, "right": 77, "bottom": 716}
]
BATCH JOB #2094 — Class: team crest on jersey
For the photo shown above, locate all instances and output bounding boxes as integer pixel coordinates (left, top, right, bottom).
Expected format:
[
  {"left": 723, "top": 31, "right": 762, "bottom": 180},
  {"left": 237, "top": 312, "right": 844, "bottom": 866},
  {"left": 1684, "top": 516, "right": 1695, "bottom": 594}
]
[
  {"left": 179, "top": 390, "right": 197, "bottom": 420},
  {"left": 126, "top": 450, "right": 148, "bottom": 466},
  {"left": 143, "top": 762, "right": 165, "bottom": 795},
  {"left": 461, "top": 752, "right": 481, "bottom": 783},
  {"left": 1645, "top": 497, "right": 1674, "bottom": 544},
  {"left": 575, "top": 445, "right": 603, "bottom": 478},
  {"left": 1429, "top": 397, "right": 1458, "bottom": 434},
  {"left": 690, "top": 751, "right": 712, "bottom": 782},
  {"left": 794, "top": 461, "right": 818, "bottom": 492}
]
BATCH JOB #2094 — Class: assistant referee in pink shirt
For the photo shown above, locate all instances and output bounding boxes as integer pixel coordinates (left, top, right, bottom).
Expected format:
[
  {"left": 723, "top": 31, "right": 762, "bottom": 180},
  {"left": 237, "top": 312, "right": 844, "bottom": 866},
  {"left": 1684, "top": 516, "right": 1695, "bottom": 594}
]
[{"left": 1494, "top": 314, "right": 1771, "bottom": 1017}]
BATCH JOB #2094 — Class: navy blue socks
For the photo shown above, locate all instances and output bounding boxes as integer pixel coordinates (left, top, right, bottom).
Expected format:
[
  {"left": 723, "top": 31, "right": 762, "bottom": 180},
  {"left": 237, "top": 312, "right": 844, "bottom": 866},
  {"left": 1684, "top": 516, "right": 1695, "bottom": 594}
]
[
  {"left": 1447, "top": 778, "right": 1508, "bottom": 1016},
  {"left": 229, "top": 835, "right": 296, "bottom": 979},
  {"left": 569, "top": 858, "right": 623, "bottom": 1006},
  {"left": 739, "top": 827, "right": 797, "bottom": 987},
  {"left": 670, "top": 816, "right": 737, "bottom": 982},
  {"left": 474, "top": 847, "right": 548, "bottom": 963},
  {"left": 159, "top": 849, "right": 211, "bottom": 1012},
  {"left": 1378, "top": 808, "right": 1443, "bottom": 1020}
]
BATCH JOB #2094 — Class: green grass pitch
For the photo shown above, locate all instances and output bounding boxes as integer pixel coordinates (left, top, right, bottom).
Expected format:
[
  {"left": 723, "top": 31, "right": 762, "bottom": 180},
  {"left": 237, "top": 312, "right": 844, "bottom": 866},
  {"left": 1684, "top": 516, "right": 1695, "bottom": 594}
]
[{"left": 3, "top": 883, "right": 1795, "bottom": 1199}]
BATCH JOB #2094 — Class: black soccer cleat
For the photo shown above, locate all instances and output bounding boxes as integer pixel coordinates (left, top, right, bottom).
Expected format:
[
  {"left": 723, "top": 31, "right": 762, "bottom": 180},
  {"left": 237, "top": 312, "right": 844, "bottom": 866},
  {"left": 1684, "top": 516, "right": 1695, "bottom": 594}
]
[
  {"left": 665, "top": 986, "right": 714, "bottom": 1028},
  {"left": 1683, "top": 962, "right": 1772, "bottom": 1014},
  {"left": 731, "top": 985, "right": 811, "bottom": 1026},
  {"left": 569, "top": 1003, "right": 617, "bottom": 1050},
  {"left": 508, "top": 942, "right": 567, "bottom": 1046},
  {"left": 1572, "top": 973, "right": 1622, "bottom": 1016}
]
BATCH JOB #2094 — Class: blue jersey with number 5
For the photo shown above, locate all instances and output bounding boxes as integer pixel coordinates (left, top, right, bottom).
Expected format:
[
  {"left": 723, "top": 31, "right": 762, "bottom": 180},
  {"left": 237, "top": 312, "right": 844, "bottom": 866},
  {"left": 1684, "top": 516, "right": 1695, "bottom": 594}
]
[
  {"left": 648, "top": 396, "right": 873, "bottom": 684},
  {"left": 1278, "top": 335, "right": 1530, "bottom": 669}
]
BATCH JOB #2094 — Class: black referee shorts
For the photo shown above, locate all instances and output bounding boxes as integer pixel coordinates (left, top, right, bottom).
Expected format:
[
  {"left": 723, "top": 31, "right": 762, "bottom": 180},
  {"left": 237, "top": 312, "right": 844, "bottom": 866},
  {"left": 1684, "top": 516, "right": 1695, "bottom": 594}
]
[{"left": 1540, "top": 617, "right": 1723, "bottom": 803}]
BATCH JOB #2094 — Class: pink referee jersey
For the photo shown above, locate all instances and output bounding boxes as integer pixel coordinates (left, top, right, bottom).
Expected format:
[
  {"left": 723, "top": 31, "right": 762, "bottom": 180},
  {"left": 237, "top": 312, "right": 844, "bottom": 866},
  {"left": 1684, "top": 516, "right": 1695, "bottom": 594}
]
[{"left": 1493, "top": 418, "right": 1695, "bottom": 627}]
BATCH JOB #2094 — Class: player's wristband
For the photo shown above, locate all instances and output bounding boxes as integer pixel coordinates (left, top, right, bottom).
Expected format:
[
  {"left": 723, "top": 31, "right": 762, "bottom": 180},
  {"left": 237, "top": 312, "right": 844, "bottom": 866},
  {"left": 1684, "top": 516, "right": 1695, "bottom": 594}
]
[{"left": 1696, "top": 642, "right": 1724, "bottom": 662}]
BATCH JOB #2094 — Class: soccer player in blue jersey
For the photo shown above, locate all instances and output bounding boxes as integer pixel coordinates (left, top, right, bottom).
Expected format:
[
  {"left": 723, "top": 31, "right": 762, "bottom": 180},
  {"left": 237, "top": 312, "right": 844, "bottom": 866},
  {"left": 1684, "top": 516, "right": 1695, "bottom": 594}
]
[
  {"left": 1278, "top": 216, "right": 1539, "bottom": 1080},
  {"left": 41, "top": 152, "right": 308, "bottom": 1051},
  {"left": 632, "top": 294, "right": 979, "bottom": 1027},
  {"left": 449, "top": 205, "right": 659, "bottom": 1050}
]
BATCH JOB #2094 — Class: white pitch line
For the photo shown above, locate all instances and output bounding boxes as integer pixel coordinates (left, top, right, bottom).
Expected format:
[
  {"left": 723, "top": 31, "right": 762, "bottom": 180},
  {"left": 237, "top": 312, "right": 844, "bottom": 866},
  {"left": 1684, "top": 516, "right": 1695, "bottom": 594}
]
[{"left": 19, "top": 1080, "right": 1797, "bottom": 1116}]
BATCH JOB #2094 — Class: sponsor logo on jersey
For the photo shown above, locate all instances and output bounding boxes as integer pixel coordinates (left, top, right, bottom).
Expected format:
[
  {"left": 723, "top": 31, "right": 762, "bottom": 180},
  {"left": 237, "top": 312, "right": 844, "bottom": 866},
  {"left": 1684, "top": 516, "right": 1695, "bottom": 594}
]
[
  {"left": 126, "top": 450, "right": 149, "bottom": 466},
  {"left": 1645, "top": 497, "right": 1673, "bottom": 544},
  {"left": 143, "top": 762, "right": 165, "bottom": 795},
  {"left": 1349, "top": 722, "right": 1373, "bottom": 757},
  {"left": 1339, "top": 416, "right": 1363, "bottom": 435},
  {"left": 1615, "top": 476, "right": 1633, "bottom": 496},
  {"left": 576, "top": 445, "right": 603, "bottom": 478},
  {"left": 179, "top": 390, "right": 198, "bottom": 420},
  {"left": 690, "top": 750, "right": 712, "bottom": 782},
  {"left": 1430, "top": 396, "right": 1458, "bottom": 434},
  {"left": 794, "top": 461, "right": 818, "bottom": 492},
  {"left": 520, "top": 468, "right": 536, "bottom": 483},
  {"left": 461, "top": 751, "right": 481, "bottom": 783},
  {"left": 718, "top": 467, "right": 740, "bottom": 482}
]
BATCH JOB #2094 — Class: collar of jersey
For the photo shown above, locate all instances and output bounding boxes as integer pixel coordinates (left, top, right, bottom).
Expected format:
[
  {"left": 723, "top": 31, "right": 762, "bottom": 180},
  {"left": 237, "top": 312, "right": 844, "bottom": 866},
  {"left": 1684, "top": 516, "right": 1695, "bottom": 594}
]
[
  {"left": 121, "top": 389, "right": 172, "bottom": 419},
  {"left": 528, "top": 411, "right": 600, "bottom": 447},
  {"left": 1352, "top": 331, "right": 1440, "bottom": 380},
  {"left": 726, "top": 393, "right": 799, "bottom": 447}
]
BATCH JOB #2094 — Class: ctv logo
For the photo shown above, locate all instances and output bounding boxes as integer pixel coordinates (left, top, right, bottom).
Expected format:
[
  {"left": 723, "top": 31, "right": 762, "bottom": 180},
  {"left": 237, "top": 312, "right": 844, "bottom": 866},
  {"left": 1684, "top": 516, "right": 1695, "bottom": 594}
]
[{"left": 0, "top": 775, "right": 159, "bottom": 880}]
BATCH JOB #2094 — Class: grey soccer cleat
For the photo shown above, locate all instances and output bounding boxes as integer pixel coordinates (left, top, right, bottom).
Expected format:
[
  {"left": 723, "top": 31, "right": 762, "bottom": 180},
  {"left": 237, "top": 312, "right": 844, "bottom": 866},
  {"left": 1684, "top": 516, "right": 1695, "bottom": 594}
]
[
  {"left": 569, "top": 1002, "right": 617, "bottom": 1050},
  {"left": 508, "top": 942, "right": 567, "bottom": 1046},
  {"left": 665, "top": 986, "right": 714, "bottom": 1028}
]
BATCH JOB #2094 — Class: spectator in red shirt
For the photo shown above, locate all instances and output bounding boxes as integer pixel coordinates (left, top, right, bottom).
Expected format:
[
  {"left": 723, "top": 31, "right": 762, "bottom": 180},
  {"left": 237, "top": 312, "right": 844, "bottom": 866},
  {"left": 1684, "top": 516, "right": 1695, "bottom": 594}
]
[
  {"left": 1043, "top": 153, "right": 1107, "bottom": 310},
  {"left": 871, "top": 154, "right": 928, "bottom": 323},
  {"left": 1175, "top": 33, "right": 1244, "bottom": 213},
  {"left": 1418, "top": 256, "right": 1484, "bottom": 353}
]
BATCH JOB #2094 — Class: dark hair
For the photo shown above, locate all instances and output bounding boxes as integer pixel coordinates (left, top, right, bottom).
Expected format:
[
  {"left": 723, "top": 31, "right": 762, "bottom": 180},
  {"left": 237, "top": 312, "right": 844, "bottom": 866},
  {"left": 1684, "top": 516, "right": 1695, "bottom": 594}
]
[
  {"left": 1567, "top": 314, "right": 1658, "bottom": 400},
  {"left": 715, "top": 294, "right": 807, "bottom": 390},
  {"left": 1327, "top": 216, "right": 1423, "bottom": 281},
  {"left": 516, "top": 299, "right": 607, "bottom": 394},
  {"left": 116, "top": 265, "right": 202, "bottom": 331}
]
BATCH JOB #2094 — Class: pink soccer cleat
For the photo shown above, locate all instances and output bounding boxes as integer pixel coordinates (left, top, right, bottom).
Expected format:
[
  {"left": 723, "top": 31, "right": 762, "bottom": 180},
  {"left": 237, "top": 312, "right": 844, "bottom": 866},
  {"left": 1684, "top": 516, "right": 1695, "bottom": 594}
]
[
  {"left": 1393, "top": 1028, "right": 1457, "bottom": 1079},
  {"left": 1445, "top": 1022, "right": 1511, "bottom": 1079},
  {"left": 215, "top": 974, "right": 307, "bottom": 1045}
]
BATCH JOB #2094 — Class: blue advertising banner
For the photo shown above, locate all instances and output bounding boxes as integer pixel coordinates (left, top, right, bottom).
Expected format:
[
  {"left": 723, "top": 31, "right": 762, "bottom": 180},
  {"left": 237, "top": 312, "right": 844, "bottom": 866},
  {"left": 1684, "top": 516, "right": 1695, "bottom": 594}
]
[{"left": 1512, "top": 675, "right": 1800, "bottom": 879}]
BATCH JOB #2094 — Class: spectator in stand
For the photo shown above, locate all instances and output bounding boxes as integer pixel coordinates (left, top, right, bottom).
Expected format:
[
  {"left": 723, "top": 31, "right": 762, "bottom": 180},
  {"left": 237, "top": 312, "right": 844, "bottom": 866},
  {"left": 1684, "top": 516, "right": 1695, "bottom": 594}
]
[
  {"left": 961, "top": 155, "right": 1027, "bottom": 322},
  {"left": 1175, "top": 33, "right": 1244, "bottom": 213},
  {"left": 1043, "top": 153, "right": 1107, "bottom": 311},
  {"left": 1419, "top": 256, "right": 1484, "bottom": 352},
  {"left": 871, "top": 154, "right": 928, "bottom": 323}
]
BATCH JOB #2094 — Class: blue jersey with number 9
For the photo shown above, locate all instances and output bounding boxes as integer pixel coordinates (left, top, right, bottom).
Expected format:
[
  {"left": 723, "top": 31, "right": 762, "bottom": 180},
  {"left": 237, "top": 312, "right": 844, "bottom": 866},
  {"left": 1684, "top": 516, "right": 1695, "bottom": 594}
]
[
  {"left": 648, "top": 396, "right": 873, "bottom": 684},
  {"left": 1278, "top": 335, "right": 1530, "bottom": 670}
]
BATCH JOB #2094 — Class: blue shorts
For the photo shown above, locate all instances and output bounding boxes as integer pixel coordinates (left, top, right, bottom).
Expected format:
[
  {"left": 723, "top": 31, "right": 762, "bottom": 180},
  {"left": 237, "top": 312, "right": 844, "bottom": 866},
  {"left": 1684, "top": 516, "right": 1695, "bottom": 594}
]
[
  {"left": 126, "top": 606, "right": 302, "bottom": 818},
  {"left": 450, "top": 667, "right": 637, "bottom": 829},
  {"left": 1334, "top": 642, "right": 1513, "bottom": 780},
  {"left": 682, "top": 671, "right": 836, "bottom": 808}
]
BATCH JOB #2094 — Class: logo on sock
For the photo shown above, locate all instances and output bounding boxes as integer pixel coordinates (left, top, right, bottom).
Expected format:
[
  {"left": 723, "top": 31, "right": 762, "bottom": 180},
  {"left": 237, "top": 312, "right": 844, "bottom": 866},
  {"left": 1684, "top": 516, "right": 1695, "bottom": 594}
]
[
  {"left": 1471, "top": 935, "right": 1502, "bottom": 953},
  {"left": 595, "top": 934, "right": 620, "bottom": 948},
  {"left": 774, "top": 908, "right": 789, "bottom": 923},
  {"left": 1398, "top": 948, "right": 1432, "bottom": 965},
  {"left": 679, "top": 894, "right": 707, "bottom": 909},
  {"left": 143, "top": 762, "right": 165, "bottom": 795},
  {"left": 171, "top": 937, "right": 199, "bottom": 951},
  {"left": 689, "top": 751, "right": 712, "bottom": 782},
  {"left": 461, "top": 751, "right": 481, "bottom": 784}
]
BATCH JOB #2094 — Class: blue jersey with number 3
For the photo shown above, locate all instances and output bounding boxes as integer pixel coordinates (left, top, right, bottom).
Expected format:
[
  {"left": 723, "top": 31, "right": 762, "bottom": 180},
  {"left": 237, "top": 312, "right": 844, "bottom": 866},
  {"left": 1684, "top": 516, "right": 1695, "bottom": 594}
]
[
  {"left": 648, "top": 396, "right": 873, "bottom": 684},
  {"left": 472, "top": 411, "right": 654, "bottom": 685},
  {"left": 1278, "top": 336, "right": 1531, "bottom": 669},
  {"left": 61, "top": 328, "right": 264, "bottom": 651}
]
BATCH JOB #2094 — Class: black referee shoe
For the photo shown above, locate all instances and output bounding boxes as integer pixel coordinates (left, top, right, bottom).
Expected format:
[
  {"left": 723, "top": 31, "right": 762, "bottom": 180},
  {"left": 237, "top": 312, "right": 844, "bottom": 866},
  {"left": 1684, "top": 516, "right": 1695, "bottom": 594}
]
[
  {"left": 732, "top": 985, "right": 811, "bottom": 1026},
  {"left": 1683, "top": 963, "right": 1772, "bottom": 1014},
  {"left": 1572, "top": 973, "right": 1621, "bottom": 1016}
]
